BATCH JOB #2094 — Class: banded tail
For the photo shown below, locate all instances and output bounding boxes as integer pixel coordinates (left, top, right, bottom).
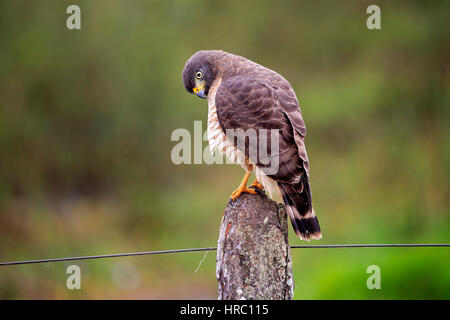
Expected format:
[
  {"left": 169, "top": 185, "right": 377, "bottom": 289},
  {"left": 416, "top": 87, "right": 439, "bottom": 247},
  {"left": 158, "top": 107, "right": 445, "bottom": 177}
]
[{"left": 278, "top": 173, "right": 321, "bottom": 241}]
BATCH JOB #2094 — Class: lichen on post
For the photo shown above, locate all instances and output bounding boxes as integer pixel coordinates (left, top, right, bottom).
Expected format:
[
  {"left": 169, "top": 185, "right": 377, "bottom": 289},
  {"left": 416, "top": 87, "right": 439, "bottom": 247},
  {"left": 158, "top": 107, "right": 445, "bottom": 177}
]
[{"left": 216, "top": 192, "right": 294, "bottom": 300}]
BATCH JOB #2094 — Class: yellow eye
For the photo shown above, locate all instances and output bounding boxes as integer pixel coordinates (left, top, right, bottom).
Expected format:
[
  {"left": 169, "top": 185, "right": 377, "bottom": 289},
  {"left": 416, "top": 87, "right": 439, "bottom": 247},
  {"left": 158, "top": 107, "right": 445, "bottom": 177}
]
[{"left": 195, "top": 70, "right": 203, "bottom": 79}]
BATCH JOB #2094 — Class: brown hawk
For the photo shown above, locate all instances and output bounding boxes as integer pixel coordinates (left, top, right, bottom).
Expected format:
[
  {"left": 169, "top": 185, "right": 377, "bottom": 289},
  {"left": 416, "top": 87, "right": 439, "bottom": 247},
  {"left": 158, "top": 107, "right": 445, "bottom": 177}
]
[{"left": 182, "top": 50, "right": 321, "bottom": 241}]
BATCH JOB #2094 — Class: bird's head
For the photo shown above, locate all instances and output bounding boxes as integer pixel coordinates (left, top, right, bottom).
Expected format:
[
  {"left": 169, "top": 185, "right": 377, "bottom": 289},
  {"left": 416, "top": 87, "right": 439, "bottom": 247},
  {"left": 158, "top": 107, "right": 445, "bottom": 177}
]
[{"left": 182, "top": 51, "right": 219, "bottom": 99}]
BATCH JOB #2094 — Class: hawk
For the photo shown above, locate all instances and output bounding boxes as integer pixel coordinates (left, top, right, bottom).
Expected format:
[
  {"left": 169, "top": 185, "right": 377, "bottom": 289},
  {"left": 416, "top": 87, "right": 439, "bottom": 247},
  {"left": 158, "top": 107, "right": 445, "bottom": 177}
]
[{"left": 182, "top": 50, "right": 321, "bottom": 241}]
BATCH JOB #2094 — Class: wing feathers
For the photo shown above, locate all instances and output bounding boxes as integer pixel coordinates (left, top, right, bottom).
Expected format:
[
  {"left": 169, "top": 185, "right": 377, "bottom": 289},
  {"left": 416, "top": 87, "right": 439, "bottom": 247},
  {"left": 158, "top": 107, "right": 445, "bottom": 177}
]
[{"left": 214, "top": 73, "right": 320, "bottom": 240}]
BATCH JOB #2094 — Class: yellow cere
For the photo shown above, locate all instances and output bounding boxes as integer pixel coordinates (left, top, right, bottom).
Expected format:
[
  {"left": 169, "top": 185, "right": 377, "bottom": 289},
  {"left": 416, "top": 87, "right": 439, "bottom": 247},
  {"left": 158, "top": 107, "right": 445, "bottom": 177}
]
[{"left": 193, "top": 80, "right": 205, "bottom": 93}]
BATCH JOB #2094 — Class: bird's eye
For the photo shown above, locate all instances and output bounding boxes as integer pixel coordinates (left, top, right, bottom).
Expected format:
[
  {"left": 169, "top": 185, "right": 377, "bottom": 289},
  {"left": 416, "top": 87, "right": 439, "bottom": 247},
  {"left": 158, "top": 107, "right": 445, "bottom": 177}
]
[{"left": 195, "top": 70, "right": 203, "bottom": 79}]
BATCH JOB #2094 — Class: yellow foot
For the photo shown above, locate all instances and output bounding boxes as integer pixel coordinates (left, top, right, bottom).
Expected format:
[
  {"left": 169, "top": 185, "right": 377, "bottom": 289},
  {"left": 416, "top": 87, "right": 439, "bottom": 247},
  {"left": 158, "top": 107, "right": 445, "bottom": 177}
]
[
  {"left": 249, "top": 179, "right": 264, "bottom": 191},
  {"left": 230, "top": 168, "right": 259, "bottom": 201},
  {"left": 230, "top": 185, "right": 257, "bottom": 201}
]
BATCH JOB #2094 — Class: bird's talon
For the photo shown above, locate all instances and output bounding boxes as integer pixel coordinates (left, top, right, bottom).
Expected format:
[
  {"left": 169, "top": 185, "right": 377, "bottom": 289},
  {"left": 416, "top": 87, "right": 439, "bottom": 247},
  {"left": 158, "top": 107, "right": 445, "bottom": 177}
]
[
  {"left": 249, "top": 180, "right": 264, "bottom": 191},
  {"left": 230, "top": 186, "right": 257, "bottom": 201}
]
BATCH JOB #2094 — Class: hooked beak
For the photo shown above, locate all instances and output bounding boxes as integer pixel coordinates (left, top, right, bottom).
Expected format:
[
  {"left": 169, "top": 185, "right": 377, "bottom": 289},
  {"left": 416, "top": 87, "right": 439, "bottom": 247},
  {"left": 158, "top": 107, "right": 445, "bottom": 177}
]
[{"left": 193, "top": 82, "right": 206, "bottom": 99}]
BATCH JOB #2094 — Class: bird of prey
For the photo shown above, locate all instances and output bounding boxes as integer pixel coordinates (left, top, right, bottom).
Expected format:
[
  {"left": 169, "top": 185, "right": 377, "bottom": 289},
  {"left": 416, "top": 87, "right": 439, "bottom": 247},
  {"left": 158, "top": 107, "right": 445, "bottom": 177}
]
[{"left": 182, "top": 50, "right": 321, "bottom": 240}]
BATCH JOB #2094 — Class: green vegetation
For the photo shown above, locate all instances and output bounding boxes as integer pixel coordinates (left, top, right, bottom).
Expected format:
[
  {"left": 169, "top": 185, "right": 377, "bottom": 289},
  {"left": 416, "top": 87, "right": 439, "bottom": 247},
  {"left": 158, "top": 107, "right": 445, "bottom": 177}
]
[{"left": 0, "top": 0, "right": 449, "bottom": 299}]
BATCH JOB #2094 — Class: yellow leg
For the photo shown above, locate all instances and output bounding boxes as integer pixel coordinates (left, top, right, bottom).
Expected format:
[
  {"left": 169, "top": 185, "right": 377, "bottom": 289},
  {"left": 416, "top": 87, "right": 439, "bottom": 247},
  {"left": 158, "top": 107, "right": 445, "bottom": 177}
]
[
  {"left": 249, "top": 178, "right": 263, "bottom": 191},
  {"left": 230, "top": 170, "right": 257, "bottom": 201}
]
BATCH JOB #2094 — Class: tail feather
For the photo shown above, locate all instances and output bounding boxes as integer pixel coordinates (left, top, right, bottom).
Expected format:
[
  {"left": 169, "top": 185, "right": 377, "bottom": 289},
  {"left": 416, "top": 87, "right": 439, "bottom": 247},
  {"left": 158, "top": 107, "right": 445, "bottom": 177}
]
[{"left": 279, "top": 174, "right": 321, "bottom": 241}]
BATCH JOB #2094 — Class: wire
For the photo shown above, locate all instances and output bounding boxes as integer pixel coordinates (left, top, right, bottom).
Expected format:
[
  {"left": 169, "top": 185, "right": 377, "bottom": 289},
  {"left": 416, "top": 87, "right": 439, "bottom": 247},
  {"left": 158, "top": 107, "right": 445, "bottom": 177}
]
[
  {"left": 290, "top": 244, "right": 450, "bottom": 249},
  {"left": 0, "top": 244, "right": 448, "bottom": 267},
  {"left": 0, "top": 247, "right": 217, "bottom": 266}
]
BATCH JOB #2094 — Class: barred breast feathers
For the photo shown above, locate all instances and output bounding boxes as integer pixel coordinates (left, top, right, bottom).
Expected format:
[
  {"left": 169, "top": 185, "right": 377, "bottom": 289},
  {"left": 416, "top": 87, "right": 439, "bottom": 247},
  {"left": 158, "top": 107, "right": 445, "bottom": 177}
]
[{"left": 207, "top": 78, "right": 247, "bottom": 167}]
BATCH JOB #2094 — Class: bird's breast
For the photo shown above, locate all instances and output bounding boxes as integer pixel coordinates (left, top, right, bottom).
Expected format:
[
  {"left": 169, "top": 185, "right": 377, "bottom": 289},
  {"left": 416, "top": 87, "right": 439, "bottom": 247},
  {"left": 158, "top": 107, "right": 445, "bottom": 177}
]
[
  {"left": 206, "top": 77, "right": 250, "bottom": 170},
  {"left": 206, "top": 79, "right": 246, "bottom": 168},
  {"left": 207, "top": 102, "right": 244, "bottom": 165}
]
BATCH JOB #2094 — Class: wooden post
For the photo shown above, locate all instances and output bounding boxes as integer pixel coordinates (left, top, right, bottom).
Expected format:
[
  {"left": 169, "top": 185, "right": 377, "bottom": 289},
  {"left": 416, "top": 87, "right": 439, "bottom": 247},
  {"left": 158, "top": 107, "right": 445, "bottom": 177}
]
[{"left": 216, "top": 192, "right": 294, "bottom": 300}]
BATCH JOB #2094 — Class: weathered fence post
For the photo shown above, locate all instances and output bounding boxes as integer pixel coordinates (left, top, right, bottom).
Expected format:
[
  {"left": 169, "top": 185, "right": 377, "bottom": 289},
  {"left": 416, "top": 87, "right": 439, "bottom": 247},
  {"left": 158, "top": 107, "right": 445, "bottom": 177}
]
[{"left": 216, "top": 192, "right": 294, "bottom": 300}]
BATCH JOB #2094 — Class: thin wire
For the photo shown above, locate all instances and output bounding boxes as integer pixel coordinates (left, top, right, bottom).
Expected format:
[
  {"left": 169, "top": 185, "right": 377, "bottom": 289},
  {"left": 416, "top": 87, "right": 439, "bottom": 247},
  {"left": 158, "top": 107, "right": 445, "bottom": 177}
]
[
  {"left": 0, "top": 247, "right": 216, "bottom": 267},
  {"left": 290, "top": 244, "right": 450, "bottom": 249},
  {"left": 0, "top": 244, "right": 448, "bottom": 267}
]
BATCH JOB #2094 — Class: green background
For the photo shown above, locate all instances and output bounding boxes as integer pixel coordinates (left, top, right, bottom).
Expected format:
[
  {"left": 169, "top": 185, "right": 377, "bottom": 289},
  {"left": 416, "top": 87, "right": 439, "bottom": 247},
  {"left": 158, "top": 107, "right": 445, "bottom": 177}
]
[{"left": 0, "top": 0, "right": 449, "bottom": 299}]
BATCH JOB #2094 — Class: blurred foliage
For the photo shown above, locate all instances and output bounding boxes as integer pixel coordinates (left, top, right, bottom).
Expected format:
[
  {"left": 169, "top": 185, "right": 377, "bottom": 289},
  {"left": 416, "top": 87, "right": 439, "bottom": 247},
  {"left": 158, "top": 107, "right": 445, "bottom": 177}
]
[{"left": 0, "top": 0, "right": 449, "bottom": 299}]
